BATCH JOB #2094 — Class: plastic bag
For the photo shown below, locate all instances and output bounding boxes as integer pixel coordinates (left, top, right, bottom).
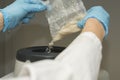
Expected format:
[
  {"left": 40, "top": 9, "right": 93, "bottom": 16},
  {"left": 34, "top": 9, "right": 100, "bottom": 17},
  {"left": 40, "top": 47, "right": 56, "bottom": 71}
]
[
  {"left": 44, "top": 0, "right": 86, "bottom": 47},
  {"left": 45, "top": 0, "right": 86, "bottom": 37}
]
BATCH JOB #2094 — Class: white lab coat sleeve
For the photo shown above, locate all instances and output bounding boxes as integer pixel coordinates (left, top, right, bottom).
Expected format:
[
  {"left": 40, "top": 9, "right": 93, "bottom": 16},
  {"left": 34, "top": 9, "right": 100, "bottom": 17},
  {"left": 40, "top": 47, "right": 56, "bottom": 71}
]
[
  {"left": 55, "top": 32, "right": 102, "bottom": 80},
  {"left": 1, "top": 32, "right": 102, "bottom": 80}
]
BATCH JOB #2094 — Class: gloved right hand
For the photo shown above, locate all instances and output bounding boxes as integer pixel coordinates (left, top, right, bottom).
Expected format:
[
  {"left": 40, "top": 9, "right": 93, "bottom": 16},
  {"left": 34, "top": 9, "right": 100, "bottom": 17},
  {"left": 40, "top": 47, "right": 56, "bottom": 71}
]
[
  {"left": 77, "top": 6, "right": 110, "bottom": 37},
  {"left": 1, "top": 0, "right": 47, "bottom": 32}
]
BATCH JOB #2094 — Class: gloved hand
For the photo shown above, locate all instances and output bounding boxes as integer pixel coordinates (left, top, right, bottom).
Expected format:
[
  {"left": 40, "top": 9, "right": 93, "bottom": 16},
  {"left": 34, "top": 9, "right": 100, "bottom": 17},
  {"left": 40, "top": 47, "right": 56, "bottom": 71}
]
[
  {"left": 1, "top": 0, "right": 47, "bottom": 32},
  {"left": 77, "top": 6, "right": 110, "bottom": 37}
]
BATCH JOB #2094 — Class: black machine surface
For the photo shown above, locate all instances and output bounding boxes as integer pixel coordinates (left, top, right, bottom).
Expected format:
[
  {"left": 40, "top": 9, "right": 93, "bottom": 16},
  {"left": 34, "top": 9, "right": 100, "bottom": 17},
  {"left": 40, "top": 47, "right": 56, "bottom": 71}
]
[{"left": 16, "top": 46, "right": 65, "bottom": 62}]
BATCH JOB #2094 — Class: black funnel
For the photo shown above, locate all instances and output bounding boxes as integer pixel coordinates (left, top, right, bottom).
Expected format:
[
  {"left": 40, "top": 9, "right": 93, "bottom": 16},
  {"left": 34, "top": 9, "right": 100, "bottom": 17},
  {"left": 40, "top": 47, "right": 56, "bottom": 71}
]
[{"left": 16, "top": 46, "right": 65, "bottom": 62}]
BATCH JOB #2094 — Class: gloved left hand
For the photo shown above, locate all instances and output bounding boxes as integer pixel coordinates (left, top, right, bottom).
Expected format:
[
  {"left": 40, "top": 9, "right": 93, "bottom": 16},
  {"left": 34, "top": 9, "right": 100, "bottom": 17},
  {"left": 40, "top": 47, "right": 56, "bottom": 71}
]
[{"left": 1, "top": 0, "right": 47, "bottom": 32}]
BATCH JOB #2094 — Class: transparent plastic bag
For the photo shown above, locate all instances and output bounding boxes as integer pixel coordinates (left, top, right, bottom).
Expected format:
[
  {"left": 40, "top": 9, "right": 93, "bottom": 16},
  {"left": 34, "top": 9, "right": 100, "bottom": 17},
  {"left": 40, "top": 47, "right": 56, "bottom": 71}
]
[{"left": 45, "top": 0, "right": 86, "bottom": 37}]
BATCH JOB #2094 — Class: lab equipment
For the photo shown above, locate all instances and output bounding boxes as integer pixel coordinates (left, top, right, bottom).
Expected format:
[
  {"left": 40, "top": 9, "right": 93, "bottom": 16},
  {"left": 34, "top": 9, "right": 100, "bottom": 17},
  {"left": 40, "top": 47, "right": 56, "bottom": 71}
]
[
  {"left": 45, "top": 0, "right": 86, "bottom": 47},
  {"left": 77, "top": 6, "right": 110, "bottom": 37},
  {"left": 14, "top": 46, "right": 65, "bottom": 76}
]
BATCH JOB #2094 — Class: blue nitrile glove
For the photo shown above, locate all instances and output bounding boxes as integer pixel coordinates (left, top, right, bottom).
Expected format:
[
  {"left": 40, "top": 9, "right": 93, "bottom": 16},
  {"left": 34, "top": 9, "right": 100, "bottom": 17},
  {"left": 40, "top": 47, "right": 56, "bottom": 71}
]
[
  {"left": 22, "top": 13, "right": 35, "bottom": 24},
  {"left": 77, "top": 6, "right": 110, "bottom": 37},
  {"left": 0, "top": 0, "right": 47, "bottom": 32}
]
